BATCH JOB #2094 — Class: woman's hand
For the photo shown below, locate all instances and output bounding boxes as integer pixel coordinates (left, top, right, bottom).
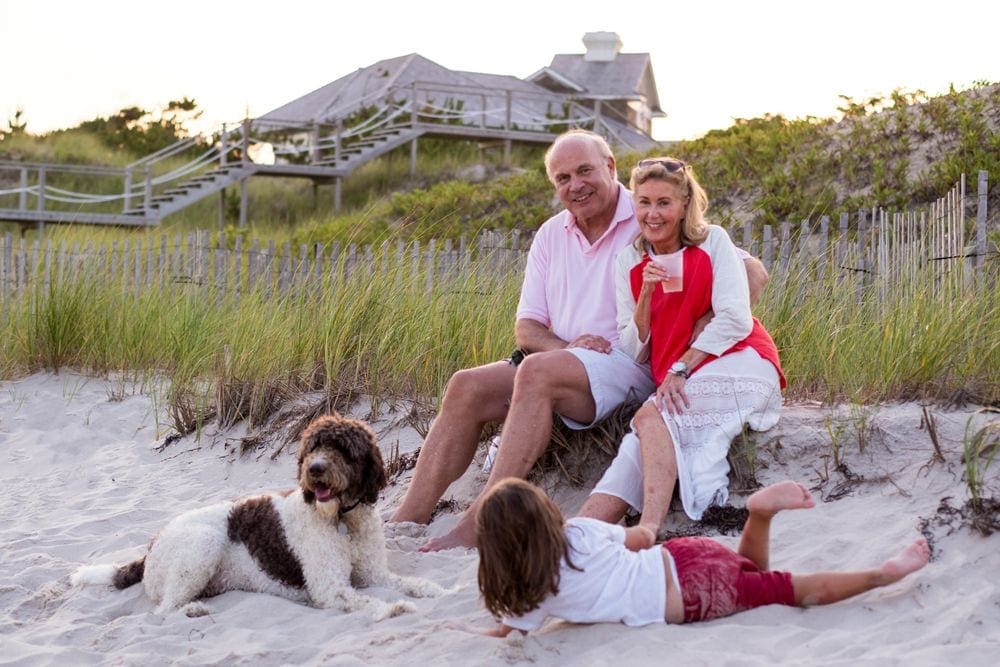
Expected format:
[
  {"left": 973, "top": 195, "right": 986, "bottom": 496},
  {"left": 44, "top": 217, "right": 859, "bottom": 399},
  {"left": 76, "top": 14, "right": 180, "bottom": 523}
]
[
  {"left": 655, "top": 372, "right": 690, "bottom": 416},
  {"left": 641, "top": 260, "right": 668, "bottom": 293}
]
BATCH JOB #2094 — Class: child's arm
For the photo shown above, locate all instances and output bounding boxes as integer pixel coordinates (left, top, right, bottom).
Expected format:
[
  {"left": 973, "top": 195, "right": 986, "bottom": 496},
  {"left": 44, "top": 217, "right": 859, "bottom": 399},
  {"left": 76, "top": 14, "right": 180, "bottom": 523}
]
[
  {"left": 624, "top": 525, "right": 657, "bottom": 551},
  {"left": 481, "top": 623, "right": 516, "bottom": 638},
  {"left": 445, "top": 621, "right": 519, "bottom": 638}
]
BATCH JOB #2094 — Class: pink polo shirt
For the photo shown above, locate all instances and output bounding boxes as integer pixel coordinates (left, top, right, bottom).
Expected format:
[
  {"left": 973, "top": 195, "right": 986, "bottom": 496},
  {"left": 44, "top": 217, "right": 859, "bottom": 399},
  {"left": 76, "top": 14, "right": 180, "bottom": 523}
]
[{"left": 516, "top": 183, "right": 639, "bottom": 346}]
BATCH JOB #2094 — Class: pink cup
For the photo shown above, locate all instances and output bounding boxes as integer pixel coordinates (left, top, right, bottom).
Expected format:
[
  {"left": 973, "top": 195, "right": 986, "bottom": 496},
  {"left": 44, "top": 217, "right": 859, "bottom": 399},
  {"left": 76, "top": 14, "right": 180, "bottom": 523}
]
[{"left": 655, "top": 252, "right": 683, "bottom": 293}]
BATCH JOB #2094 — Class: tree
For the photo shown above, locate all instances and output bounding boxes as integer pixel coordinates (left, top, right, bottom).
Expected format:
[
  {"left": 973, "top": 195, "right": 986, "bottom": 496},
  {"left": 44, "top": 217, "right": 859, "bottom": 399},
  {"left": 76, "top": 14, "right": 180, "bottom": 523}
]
[
  {"left": 78, "top": 98, "right": 204, "bottom": 155},
  {"left": 1, "top": 107, "right": 28, "bottom": 140}
]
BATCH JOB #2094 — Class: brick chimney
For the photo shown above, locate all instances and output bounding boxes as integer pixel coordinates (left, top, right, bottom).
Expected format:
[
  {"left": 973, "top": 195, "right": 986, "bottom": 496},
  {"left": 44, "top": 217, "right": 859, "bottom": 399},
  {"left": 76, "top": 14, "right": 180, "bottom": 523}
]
[{"left": 582, "top": 32, "right": 623, "bottom": 62}]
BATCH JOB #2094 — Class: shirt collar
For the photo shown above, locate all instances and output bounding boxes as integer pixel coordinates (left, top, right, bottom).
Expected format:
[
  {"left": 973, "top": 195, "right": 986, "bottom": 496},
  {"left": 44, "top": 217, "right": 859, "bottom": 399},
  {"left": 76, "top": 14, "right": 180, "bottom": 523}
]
[{"left": 562, "top": 183, "right": 634, "bottom": 245}]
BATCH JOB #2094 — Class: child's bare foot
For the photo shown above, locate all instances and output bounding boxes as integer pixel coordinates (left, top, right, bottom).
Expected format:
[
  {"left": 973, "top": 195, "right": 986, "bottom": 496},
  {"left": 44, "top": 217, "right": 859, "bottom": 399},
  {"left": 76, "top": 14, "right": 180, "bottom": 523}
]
[
  {"left": 880, "top": 538, "right": 930, "bottom": 584},
  {"left": 746, "top": 480, "right": 815, "bottom": 517}
]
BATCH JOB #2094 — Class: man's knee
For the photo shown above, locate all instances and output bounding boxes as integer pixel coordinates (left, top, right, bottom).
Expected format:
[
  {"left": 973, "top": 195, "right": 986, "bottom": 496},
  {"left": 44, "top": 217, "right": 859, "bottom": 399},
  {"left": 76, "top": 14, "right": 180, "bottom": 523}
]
[
  {"left": 515, "top": 351, "right": 587, "bottom": 394},
  {"left": 446, "top": 364, "right": 501, "bottom": 403}
]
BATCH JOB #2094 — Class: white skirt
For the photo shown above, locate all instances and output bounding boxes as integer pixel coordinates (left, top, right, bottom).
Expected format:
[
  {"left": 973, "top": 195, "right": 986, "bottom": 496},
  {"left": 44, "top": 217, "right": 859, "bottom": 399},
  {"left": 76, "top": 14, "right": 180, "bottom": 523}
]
[{"left": 591, "top": 348, "right": 782, "bottom": 520}]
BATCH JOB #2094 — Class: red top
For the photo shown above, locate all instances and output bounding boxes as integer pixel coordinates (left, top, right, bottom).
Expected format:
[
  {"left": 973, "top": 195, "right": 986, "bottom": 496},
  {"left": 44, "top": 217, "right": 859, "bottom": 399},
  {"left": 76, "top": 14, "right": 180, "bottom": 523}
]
[{"left": 629, "top": 248, "right": 786, "bottom": 388}]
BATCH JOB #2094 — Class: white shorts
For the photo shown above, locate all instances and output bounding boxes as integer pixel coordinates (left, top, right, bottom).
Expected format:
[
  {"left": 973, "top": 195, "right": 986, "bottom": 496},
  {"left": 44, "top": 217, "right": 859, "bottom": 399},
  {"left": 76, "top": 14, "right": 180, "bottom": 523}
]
[
  {"left": 559, "top": 347, "right": 655, "bottom": 431},
  {"left": 591, "top": 348, "right": 782, "bottom": 519}
]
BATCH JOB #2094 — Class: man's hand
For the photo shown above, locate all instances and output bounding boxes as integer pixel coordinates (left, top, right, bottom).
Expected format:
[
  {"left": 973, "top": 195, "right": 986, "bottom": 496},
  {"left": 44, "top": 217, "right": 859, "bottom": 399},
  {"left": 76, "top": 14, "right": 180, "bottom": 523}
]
[{"left": 567, "top": 334, "right": 612, "bottom": 354}]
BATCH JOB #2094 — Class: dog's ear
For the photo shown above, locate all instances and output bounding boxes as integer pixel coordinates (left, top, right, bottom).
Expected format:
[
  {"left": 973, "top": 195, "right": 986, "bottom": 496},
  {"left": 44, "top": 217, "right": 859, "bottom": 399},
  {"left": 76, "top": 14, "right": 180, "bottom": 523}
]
[
  {"left": 337, "top": 418, "right": 387, "bottom": 504},
  {"left": 359, "top": 429, "right": 388, "bottom": 504}
]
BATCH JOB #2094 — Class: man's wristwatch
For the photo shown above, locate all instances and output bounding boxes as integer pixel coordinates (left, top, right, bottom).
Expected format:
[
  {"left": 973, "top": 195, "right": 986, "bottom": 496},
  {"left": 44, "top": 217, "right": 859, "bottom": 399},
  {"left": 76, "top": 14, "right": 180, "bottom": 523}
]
[{"left": 668, "top": 361, "right": 689, "bottom": 379}]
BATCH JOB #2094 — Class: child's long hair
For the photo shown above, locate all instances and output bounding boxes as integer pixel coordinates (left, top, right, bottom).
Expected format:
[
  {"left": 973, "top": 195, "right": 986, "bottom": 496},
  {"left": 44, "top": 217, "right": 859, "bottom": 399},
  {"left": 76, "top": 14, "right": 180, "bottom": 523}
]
[{"left": 476, "top": 478, "right": 579, "bottom": 619}]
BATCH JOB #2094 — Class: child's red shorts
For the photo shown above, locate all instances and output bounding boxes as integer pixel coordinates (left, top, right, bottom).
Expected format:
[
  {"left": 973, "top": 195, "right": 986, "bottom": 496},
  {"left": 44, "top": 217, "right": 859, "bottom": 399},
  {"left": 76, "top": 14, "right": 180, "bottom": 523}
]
[{"left": 663, "top": 536, "right": 795, "bottom": 622}]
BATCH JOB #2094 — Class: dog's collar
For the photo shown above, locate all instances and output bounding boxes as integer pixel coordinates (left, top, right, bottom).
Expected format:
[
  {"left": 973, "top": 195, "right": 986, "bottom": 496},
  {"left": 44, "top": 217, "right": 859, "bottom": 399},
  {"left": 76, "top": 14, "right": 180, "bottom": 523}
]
[{"left": 338, "top": 498, "right": 362, "bottom": 516}]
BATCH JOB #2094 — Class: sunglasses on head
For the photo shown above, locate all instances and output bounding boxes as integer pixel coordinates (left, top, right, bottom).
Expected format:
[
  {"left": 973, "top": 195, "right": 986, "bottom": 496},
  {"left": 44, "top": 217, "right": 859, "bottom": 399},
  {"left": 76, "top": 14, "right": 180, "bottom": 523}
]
[{"left": 637, "top": 158, "right": 687, "bottom": 173}]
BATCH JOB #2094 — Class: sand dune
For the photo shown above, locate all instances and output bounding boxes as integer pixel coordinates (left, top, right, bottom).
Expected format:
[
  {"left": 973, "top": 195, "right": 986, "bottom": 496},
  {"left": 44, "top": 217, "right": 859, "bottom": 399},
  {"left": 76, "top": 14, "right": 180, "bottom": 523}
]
[{"left": 1, "top": 371, "right": 998, "bottom": 665}]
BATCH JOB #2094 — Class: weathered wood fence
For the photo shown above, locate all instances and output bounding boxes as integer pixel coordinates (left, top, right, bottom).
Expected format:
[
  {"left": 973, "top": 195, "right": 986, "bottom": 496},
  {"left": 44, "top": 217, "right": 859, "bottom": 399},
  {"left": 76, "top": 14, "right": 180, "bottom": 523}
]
[
  {"left": 0, "top": 173, "right": 994, "bottom": 304},
  {"left": 0, "top": 229, "right": 530, "bottom": 304}
]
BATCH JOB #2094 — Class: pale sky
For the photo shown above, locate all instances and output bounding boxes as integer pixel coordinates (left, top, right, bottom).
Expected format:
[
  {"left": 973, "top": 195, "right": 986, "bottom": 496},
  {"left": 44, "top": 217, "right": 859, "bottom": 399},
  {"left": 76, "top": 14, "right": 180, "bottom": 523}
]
[{"left": 2, "top": 0, "right": 998, "bottom": 142}]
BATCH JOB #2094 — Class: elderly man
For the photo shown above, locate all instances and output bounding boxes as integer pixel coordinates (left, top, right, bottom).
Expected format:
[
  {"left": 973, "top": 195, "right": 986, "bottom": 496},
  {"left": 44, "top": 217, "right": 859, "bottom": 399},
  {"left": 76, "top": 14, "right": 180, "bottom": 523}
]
[{"left": 392, "top": 129, "right": 766, "bottom": 551}]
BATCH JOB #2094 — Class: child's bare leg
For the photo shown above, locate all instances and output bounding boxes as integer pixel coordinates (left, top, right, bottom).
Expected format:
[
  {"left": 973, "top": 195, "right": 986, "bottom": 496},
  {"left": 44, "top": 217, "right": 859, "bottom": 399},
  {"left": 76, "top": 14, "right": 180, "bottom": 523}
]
[
  {"left": 739, "top": 481, "right": 815, "bottom": 570},
  {"left": 634, "top": 403, "right": 678, "bottom": 547},
  {"left": 793, "top": 538, "right": 930, "bottom": 606}
]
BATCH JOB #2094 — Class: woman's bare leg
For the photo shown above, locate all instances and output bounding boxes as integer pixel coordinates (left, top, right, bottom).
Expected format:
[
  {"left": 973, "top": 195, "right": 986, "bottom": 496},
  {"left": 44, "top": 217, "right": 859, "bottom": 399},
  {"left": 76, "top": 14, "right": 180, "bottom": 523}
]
[
  {"left": 738, "top": 481, "right": 815, "bottom": 570},
  {"left": 792, "top": 538, "right": 930, "bottom": 606},
  {"left": 633, "top": 402, "right": 679, "bottom": 548}
]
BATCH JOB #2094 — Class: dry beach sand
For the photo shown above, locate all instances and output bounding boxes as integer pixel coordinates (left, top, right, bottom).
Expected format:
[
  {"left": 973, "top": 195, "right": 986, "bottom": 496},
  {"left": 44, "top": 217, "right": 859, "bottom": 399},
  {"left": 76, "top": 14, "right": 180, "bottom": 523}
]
[{"left": 2, "top": 371, "right": 999, "bottom": 665}]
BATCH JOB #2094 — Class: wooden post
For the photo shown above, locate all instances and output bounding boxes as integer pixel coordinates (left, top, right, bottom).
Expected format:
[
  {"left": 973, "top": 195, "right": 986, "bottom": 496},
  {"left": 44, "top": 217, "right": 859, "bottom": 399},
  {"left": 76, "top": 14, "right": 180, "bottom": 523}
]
[
  {"left": 144, "top": 166, "right": 153, "bottom": 213},
  {"left": 123, "top": 168, "right": 133, "bottom": 212},
  {"left": 975, "top": 170, "right": 988, "bottom": 271},
  {"left": 837, "top": 212, "right": 849, "bottom": 273},
  {"left": 335, "top": 119, "right": 343, "bottom": 164},
  {"left": 215, "top": 232, "right": 227, "bottom": 304},
  {"left": 239, "top": 178, "right": 248, "bottom": 228},
  {"left": 241, "top": 118, "right": 250, "bottom": 166},
  {"left": 310, "top": 124, "right": 320, "bottom": 164},
  {"left": 265, "top": 240, "right": 275, "bottom": 300},
  {"left": 334, "top": 177, "right": 342, "bottom": 212},
  {"left": 504, "top": 90, "right": 512, "bottom": 165},
  {"left": 231, "top": 236, "right": 242, "bottom": 301},
  {"left": 2, "top": 232, "right": 11, "bottom": 302},
  {"left": 410, "top": 83, "right": 418, "bottom": 129},
  {"left": 18, "top": 168, "right": 27, "bottom": 211},
  {"left": 762, "top": 225, "right": 773, "bottom": 271},
  {"left": 817, "top": 216, "right": 829, "bottom": 281},
  {"left": 36, "top": 166, "right": 46, "bottom": 213},
  {"left": 742, "top": 221, "right": 753, "bottom": 256},
  {"left": 220, "top": 123, "right": 228, "bottom": 166},
  {"left": 778, "top": 222, "right": 791, "bottom": 276},
  {"left": 410, "top": 138, "right": 418, "bottom": 177},
  {"left": 480, "top": 93, "right": 487, "bottom": 128},
  {"left": 248, "top": 238, "right": 259, "bottom": 293}
]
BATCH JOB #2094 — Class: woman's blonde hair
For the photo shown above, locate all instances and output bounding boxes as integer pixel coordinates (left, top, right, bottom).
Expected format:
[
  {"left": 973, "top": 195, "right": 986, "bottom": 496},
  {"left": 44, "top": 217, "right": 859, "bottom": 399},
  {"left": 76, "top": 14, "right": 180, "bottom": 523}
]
[
  {"left": 629, "top": 158, "right": 710, "bottom": 250},
  {"left": 476, "top": 478, "right": 579, "bottom": 619}
]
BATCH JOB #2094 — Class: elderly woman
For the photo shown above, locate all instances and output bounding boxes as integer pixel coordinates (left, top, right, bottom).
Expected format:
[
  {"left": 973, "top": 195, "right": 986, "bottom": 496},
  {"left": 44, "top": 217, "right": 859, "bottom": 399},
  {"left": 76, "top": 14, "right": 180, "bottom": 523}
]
[{"left": 578, "top": 158, "right": 785, "bottom": 546}]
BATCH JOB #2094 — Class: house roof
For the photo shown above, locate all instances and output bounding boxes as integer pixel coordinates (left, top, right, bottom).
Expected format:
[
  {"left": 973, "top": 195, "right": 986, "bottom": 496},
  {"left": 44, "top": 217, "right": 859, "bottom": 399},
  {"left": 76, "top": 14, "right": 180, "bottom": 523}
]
[
  {"left": 258, "top": 50, "right": 662, "bottom": 151},
  {"left": 260, "top": 53, "right": 509, "bottom": 124},
  {"left": 536, "top": 52, "right": 662, "bottom": 113}
]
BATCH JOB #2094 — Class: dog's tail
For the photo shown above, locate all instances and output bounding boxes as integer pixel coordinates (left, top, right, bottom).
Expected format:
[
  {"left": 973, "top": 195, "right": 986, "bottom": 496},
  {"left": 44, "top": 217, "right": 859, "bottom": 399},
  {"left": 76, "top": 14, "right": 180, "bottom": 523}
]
[{"left": 71, "top": 557, "right": 145, "bottom": 590}]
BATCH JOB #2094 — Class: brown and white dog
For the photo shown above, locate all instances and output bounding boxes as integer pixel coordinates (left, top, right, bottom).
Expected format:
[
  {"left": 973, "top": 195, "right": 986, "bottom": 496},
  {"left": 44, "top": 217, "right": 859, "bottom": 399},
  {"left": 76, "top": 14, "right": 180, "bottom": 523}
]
[{"left": 72, "top": 414, "right": 444, "bottom": 619}]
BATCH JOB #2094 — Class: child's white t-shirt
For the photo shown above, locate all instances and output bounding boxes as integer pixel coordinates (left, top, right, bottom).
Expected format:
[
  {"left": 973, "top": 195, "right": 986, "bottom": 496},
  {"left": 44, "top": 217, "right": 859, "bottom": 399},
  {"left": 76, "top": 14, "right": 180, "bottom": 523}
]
[{"left": 503, "top": 517, "right": 667, "bottom": 631}]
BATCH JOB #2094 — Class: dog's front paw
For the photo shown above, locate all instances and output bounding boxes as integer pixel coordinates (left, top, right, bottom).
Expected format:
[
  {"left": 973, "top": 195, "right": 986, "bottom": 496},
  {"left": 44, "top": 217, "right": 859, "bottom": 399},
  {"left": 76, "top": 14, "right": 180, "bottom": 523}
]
[
  {"left": 182, "top": 601, "right": 211, "bottom": 618},
  {"left": 371, "top": 599, "right": 416, "bottom": 622},
  {"left": 397, "top": 576, "right": 451, "bottom": 599}
]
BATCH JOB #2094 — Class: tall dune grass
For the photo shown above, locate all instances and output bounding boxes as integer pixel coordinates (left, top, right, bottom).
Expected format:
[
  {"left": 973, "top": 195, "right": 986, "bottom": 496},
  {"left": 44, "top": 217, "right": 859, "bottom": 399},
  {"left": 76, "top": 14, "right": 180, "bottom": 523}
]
[
  {"left": 0, "top": 243, "right": 521, "bottom": 433},
  {"left": 758, "top": 256, "right": 999, "bottom": 404},
  {"left": 1, "top": 229, "right": 996, "bottom": 437}
]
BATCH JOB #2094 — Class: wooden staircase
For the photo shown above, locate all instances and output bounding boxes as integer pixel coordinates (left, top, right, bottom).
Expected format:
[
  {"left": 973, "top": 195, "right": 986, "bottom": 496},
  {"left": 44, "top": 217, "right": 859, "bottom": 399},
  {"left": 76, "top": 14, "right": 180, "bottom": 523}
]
[{"left": 1, "top": 80, "right": 660, "bottom": 229}]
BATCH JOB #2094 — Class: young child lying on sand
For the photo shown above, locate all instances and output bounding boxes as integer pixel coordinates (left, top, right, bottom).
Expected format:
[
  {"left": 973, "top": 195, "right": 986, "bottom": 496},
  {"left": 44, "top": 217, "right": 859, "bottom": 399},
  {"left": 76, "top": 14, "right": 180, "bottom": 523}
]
[{"left": 471, "top": 478, "right": 929, "bottom": 635}]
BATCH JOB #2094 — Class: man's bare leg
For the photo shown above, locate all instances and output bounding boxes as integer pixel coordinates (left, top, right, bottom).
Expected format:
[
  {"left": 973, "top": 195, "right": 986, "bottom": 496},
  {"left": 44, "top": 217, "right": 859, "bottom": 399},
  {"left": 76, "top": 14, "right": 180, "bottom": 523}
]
[
  {"left": 420, "top": 350, "right": 596, "bottom": 551},
  {"left": 792, "top": 538, "right": 930, "bottom": 606},
  {"left": 391, "top": 361, "right": 516, "bottom": 524},
  {"left": 739, "top": 480, "right": 816, "bottom": 569}
]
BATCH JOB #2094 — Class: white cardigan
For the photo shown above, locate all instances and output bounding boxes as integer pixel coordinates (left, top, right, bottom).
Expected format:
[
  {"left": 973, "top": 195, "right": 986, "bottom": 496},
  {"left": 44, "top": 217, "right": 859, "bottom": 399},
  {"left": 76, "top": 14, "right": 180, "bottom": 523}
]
[{"left": 614, "top": 225, "right": 753, "bottom": 364}]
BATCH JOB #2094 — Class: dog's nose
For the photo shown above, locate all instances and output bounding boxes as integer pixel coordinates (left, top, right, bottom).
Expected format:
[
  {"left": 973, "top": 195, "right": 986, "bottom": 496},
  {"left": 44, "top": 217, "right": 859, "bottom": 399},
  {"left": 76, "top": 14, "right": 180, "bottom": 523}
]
[{"left": 308, "top": 460, "right": 327, "bottom": 476}]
